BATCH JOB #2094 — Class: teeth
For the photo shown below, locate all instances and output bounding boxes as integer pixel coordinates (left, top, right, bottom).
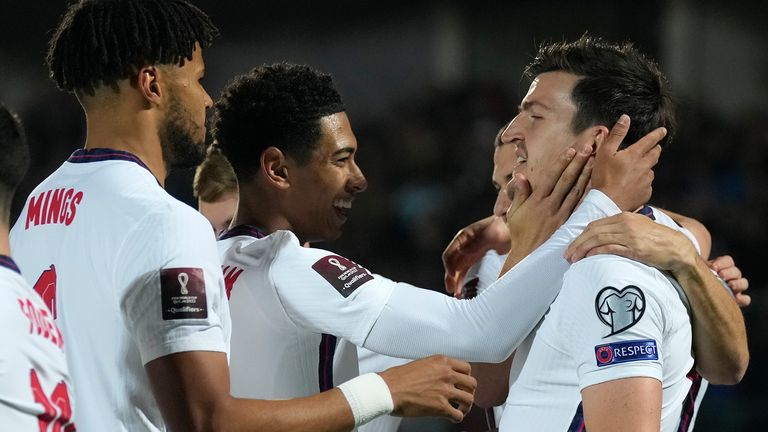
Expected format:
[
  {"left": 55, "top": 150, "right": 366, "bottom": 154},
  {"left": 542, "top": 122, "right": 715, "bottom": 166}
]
[
  {"left": 333, "top": 199, "right": 352, "bottom": 209},
  {"left": 517, "top": 156, "right": 527, "bottom": 163}
]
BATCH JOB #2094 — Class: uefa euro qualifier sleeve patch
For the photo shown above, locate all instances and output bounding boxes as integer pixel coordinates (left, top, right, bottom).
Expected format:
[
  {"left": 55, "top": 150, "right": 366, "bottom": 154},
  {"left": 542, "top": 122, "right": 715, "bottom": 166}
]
[
  {"left": 595, "top": 339, "right": 658, "bottom": 367},
  {"left": 161, "top": 267, "right": 207, "bottom": 320},
  {"left": 595, "top": 285, "right": 645, "bottom": 337},
  {"left": 312, "top": 255, "right": 373, "bottom": 298}
]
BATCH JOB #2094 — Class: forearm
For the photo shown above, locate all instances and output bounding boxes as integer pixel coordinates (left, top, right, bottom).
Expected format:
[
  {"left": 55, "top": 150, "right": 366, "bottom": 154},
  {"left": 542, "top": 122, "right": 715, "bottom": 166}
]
[
  {"left": 365, "top": 190, "right": 620, "bottom": 362},
  {"left": 147, "top": 351, "right": 357, "bottom": 432},
  {"left": 471, "top": 355, "right": 514, "bottom": 408},
  {"left": 214, "top": 391, "right": 354, "bottom": 432},
  {"left": 673, "top": 257, "right": 748, "bottom": 384},
  {"left": 663, "top": 209, "right": 712, "bottom": 259}
]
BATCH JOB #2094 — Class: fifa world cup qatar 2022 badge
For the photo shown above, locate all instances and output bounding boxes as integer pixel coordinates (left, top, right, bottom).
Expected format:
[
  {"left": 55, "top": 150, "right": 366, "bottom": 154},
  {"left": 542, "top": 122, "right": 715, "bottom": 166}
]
[
  {"left": 593, "top": 285, "right": 658, "bottom": 367},
  {"left": 161, "top": 268, "right": 207, "bottom": 320},
  {"left": 312, "top": 255, "right": 373, "bottom": 298}
]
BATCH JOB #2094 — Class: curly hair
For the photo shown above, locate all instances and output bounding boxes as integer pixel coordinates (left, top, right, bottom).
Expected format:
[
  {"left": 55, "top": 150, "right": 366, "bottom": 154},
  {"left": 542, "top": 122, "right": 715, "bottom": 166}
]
[
  {"left": 526, "top": 35, "right": 675, "bottom": 149},
  {"left": 47, "top": 0, "right": 218, "bottom": 95},
  {"left": 212, "top": 63, "right": 346, "bottom": 181},
  {"left": 0, "top": 104, "right": 30, "bottom": 213}
]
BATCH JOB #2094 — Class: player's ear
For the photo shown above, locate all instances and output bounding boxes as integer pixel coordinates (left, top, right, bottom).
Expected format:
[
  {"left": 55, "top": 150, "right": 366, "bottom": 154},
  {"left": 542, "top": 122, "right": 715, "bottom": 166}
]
[
  {"left": 590, "top": 125, "right": 611, "bottom": 155},
  {"left": 136, "top": 66, "right": 162, "bottom": 106},
  {"left": 261, "top": 146, "right": 291, "bottom": 189}
]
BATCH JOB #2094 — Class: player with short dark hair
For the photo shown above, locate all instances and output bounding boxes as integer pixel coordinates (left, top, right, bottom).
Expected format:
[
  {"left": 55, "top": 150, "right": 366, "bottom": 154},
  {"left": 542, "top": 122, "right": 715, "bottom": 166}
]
[
  {"left": 488, "top": 35, "right": 747, "bottom": 431},
  {"left": 0, "top": 104, "right": 76, "bottom": 429},
  {"left": 11, "top": 1, "right": 478, "bottom": 430}
]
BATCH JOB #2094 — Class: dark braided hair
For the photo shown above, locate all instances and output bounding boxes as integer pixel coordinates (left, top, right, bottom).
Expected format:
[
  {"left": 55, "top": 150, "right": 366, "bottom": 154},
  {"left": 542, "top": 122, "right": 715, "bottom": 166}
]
[
  {"left": 526, "top": 35, "right": 675, "bottom": 149},
  {"left": 213, "top": 63, "right": 346, "bottom": 181},
  {"left": 0, "top": 104, "right": 30, "bottom": 214},
  {"left": 47, "top": 0, "right": 219, "bottom": 95}
]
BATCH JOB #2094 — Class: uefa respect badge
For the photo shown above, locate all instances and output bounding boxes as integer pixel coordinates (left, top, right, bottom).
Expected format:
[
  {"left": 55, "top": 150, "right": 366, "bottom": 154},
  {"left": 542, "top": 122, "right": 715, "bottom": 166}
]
[{"left": 594, "top": 339, "right": 658, "bottom": 367}]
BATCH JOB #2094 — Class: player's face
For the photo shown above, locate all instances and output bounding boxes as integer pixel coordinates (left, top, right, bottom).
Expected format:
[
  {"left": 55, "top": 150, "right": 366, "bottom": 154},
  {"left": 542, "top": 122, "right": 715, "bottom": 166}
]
[
  {"left": 492, "top": 142, "right": 518, "bottom": 217},
  {"left": 500, "top": 71, "right": 594, "bottom": 192},
  {"left": 159, "top": 42, "right": 213, "bottom": 169},
  {"left": 286, "top": 112, "right": 367, "bottom": 243},
  {"left": 199, "top": 191, "right": 238, "bottom": 237}
]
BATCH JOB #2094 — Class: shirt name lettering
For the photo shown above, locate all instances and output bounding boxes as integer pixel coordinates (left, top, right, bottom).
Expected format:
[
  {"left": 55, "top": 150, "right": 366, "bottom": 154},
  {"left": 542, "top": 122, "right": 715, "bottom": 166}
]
[
  {"left": 18, "top": 297, "right": 64, "bottom": 349},
  {"left": 25, "top": 188, "right": 84, "bottom": 229}
]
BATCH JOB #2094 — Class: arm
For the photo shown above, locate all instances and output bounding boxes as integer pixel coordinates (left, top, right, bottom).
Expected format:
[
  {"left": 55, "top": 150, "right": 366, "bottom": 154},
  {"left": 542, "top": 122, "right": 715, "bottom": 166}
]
[
  {"left": 662, "top": 212, "right": 750, "bottom": 306},
  {"left": 146, "top": 351, "right": 477, "bottom": 432},
  {"left": 565, "top": 212, "right": 749, "bottom": 384},
  {"left": 662, "top": 209, "right": 712, "bottom": 259},
  {"left": 582, "top": 377, "right": 661, "bottom": 432},
  {"left": 366, "top": 121, "right": 665, "bottom": 363}
]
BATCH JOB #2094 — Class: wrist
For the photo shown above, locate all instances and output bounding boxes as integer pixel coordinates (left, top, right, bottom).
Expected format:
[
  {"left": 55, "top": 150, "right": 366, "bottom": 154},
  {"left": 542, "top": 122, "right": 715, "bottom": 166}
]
[
  {"left": 670, "top": 254, "right": 707, "bottom": 285},
  {"left": 338, "top": 373, "right": 394, "bottom": 427}
]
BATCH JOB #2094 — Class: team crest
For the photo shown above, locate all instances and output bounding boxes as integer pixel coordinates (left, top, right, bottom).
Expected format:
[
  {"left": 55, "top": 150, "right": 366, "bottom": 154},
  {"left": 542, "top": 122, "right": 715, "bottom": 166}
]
[{"left": 595, "top": 285, "right": 645, "bottom": 337}]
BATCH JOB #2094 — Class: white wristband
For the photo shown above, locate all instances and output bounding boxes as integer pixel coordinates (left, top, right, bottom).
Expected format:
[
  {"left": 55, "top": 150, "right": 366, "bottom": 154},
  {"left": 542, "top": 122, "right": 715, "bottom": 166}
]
[{"left": 337, "top": 373, "right": 394, "bottom": 427}]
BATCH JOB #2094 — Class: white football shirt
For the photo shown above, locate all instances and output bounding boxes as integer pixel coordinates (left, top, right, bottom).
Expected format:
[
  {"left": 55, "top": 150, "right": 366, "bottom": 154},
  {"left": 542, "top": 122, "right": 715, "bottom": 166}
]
[
  {"left": 0, "top": 256, "right": 76, "bottom": 430},
  {"left": 10, "top": 148, "right": 231, "bottom": 432},
  {"left": 499, "top": 207, "right": 703, "bottom": 431},
  {"left": 219, "top": 226, "right": 394, "bottom": 399},
  {"left": 220, "top": 189, "right": 621, "bottom": 403}
]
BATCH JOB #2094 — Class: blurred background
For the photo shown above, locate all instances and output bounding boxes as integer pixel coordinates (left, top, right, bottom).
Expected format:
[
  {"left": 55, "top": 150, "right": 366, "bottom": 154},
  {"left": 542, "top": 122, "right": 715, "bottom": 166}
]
[{"left": 1, "top": 0, "right": 765, "bottom": 430}]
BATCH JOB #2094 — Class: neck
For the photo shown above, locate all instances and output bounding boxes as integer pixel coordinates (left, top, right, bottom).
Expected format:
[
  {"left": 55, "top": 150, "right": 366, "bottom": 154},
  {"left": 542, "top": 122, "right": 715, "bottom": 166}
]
[
  {"left": 81, "top": 94, "right": 168, "bottom": 186},
  {"left": 231, "top": 182, "right": 297, "bottom": 239},
  {"left": 0, "top": 223, "right": 10, "bottom": 257}
]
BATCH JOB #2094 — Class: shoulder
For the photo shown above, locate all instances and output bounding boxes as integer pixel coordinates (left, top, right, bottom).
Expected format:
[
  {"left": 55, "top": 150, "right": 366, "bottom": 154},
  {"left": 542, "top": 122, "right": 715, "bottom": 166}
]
[{"left": 562, "top": 255, "right": 672, "bottom": 307}]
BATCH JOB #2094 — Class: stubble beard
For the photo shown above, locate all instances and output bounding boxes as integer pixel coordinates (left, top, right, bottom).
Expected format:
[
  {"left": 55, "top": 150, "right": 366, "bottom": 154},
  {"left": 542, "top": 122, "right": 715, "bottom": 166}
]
[{"left": 159, "top": 93, "right": 206, "bottom": 170}]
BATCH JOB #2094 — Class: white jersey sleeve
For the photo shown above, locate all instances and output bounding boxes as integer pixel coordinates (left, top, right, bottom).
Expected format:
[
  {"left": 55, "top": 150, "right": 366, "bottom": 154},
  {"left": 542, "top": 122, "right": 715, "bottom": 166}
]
[
  {"left": 557, "top": 256, "right": 668, "bottom": 390},
  {"left": 461, "top": 249, "right": 506, "bottom": 296},
  {"left": 270, "top": 242, "right": 396, "bottom": 347},
  {"left": 364, "top": 190, "right": 621, "bottom": 362},
  {"left": 117, "top": 205, "right": 230, "bottom": 365}
]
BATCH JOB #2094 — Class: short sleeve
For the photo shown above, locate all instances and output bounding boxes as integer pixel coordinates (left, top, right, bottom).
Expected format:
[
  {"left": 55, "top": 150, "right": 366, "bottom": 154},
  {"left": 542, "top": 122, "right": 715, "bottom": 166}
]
[
  {"left": 555, "top": 256, "right": 667, "bottom": 390},
  {"left": 270, "top": 246, "right": 396, "bottom": 346},
  {"left": 117, "top": 205, "right": 230, "bottom": 365}
]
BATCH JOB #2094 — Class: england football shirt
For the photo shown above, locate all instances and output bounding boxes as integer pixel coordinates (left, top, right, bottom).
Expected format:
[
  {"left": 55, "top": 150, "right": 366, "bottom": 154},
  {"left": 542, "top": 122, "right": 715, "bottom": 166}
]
[
  {"left": 219, "top": 225, "right": 394, "bottom": 399},
  {"left": 499, "top": 207, "right": 702, "bottom": 431},
  {"left": 0, "top": 256, "right": 76, "bottom": 430},
  {"left": 10, "top": 148, "right": 231, "bottom": 432},
  {"left": 220, "top": 189, "right": 623, "bottom": 403}
]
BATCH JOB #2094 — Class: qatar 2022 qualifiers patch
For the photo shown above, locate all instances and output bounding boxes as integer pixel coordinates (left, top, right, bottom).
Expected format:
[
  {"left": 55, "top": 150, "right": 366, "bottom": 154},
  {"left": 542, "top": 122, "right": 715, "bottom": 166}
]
[
  {"left": 312, "top": 255, "right": 373, "bottom": 298},
  {"left": 594, "top": 339, "right": 658, "bottom": 367}
]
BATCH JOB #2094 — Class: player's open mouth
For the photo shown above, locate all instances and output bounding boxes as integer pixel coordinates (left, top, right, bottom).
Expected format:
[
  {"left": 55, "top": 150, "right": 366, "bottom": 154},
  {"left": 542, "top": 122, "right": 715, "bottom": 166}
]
[
  {"left": 333, "top": 199, "right": 352, "bottom": 219},
  {"left": 515, "top": 146, "right": 527, "bottom": 165}
]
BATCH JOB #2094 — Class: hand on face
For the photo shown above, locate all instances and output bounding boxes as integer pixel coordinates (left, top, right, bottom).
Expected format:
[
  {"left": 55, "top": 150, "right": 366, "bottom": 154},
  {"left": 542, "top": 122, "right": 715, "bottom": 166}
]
[
  {"left": 590, "top": 115, "right": 665, "bottom": 211},
  {"left": 503, "top": 143, "right": 593, "bottom": 262}
]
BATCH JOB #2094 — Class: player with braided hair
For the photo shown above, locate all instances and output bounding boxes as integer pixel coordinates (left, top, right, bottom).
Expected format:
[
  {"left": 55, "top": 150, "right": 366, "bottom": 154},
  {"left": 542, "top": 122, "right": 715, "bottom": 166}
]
[{"left": 12, "top": 1, "right": 478, "bottom": 431}]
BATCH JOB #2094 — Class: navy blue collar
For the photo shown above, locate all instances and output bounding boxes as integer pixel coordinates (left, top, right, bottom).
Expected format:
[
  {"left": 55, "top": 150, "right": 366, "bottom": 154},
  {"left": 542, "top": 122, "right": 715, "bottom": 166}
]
[
  {"left": 637, "top": 205, "right": 656, "bottom": 220},
  {"left": 0, "top": 255, "right": 21, "bottom": 274},
  {"left": 68, "top": 148, "right": 160, "bottom": 184},
  {"left": 219, "top": 224, "right": 268, "bottom": 241}
]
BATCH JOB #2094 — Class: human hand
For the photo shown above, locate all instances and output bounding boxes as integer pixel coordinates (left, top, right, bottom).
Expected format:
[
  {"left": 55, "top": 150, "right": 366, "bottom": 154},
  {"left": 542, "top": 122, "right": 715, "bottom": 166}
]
[
  {"left": 564, "top": 212, "right": 698, "bottom": 273},
  {"left": 443, "top": 216, "right": 510, "bottom": 297},
  {"left": 591, "top": 115, "right": 665, "bottom": 211},
  {"left": 503, "top": 143, "right": 593, "bottom": 265},
  {"left": 380, "top": 355, "right": 477, "bottom": 423},
  {"left": 709, "top": 255, "right": 750, "bottom": 307}
]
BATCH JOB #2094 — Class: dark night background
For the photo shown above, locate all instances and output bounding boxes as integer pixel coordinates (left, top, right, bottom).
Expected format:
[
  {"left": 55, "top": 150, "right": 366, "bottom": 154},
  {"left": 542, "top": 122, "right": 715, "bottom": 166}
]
[{"left": 1, "top": 1, "right": 765, "bottom": 430}]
